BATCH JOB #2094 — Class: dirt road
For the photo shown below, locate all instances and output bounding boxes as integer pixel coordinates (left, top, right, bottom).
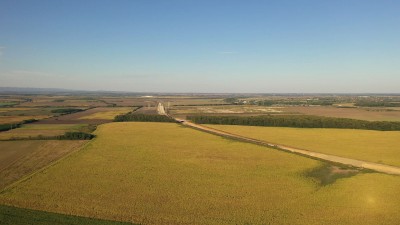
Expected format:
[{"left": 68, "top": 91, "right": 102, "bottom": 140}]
[
  {"left": 156, "top": 103, "right": 400, "bottom": 175},
  {"left": 157, "top": 103, "right": 167, "bottom": 115},
  {"left": 181, "top": 120, "right": 400, "bottom": 175}
]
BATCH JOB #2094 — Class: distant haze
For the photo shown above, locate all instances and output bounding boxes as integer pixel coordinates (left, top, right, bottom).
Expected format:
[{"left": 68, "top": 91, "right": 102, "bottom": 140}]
[{"left": 1, "top": 1, "right": 399, "bottom": 93}]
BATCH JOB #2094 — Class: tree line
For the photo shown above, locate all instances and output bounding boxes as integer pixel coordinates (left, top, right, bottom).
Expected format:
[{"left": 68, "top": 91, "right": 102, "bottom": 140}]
[
  {"left": 355, "top": 101, "right": 400, "bottom": 107},
  {"left": 114, "top": 113, "right": 176, "bottom": 123},
  {"left": 187, "top": 115, "right": 400, "bottom": 131},
  {"left": 0, "top": 119, "right": 38, "bottom": 132},
  {"left": 8, "top": 132, "right": 95, "bottom": 141},
  {"left": 51, "top": 108, "right": 84, "bottom": 114}
]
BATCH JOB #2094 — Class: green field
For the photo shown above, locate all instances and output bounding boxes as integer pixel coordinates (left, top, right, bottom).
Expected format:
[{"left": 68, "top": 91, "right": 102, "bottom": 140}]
[
  {"left": 1, "top": 122, "right": 400, "bottom": 224},
  {"left": 206, "top": 125, "right": 400, "bottom": 167},
  {"left": 0, "top": 205, "right": 134, "bottom": 225}
]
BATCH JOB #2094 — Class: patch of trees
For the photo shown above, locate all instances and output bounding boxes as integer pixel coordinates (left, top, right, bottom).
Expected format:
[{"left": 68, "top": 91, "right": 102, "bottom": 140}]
[
  {"left": 355, "top": 101, "right": 400, "bottom": 107},
  {"left": 58, "top": 132, "right": 95, "bottom": 140},
  {"left": 224, "top": 98, "right": 240, "bottom": 104},
  {"left": 0, "top": 119, "right": 38, "bottom": 132},
  {"left": 51, "top": 108, "right": 84, "bottom": 114},
  {"left": 0, "top": 124, "right": 20, "bottom": 132},
  {"left": 187, "top": 115, "right": 400, "bottom": 131},
  {"left": 114, "top": 113, "right": 176, "bottom": 123},
  {"left": 9, "top": 132, "right": 95, "bottom": 141}
]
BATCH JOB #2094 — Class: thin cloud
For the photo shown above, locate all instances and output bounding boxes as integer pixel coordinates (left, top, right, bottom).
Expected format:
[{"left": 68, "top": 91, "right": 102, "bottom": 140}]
[
  {"left": 218, "top": 51, "right": 237, "bottom": 54},
  {"left": 11, "top": 70, "right": 52, "bottom": 77},
  {"left": 0, "top": 46, "right": 5, "bottom": 57},
  {"left": 0, "top": 70, "right": 74, "bottom": 88}
]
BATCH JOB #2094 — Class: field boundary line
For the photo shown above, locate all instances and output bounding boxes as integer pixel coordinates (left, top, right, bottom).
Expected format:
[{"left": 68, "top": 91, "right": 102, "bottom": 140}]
[
  {"left": 156, "top": 102, "right": 400, "bottom": 176},
  {"left": 181, "top": 121, "right": 400, "bottom": 175},
  {"left": 0, "top": 140, "right": 93, "bottom": 194}
]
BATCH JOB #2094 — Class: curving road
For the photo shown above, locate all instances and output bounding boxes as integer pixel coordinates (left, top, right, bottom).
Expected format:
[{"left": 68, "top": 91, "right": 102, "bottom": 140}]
[{"left": 157, "top": 103, "right": 400, "bottom": 175}]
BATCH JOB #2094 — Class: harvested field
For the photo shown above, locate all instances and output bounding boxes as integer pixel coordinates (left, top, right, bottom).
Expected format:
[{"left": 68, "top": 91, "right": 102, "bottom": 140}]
[
  {"left": 165, "top": 98, "right": 225, "bottom": 106},
  {"left": 0, "top": 108, "right": 32, "bottom": 113},
  {"left": 282, "top": 106, "right": 400, "bottom": 121},
  {"left": 169, "top": 105, "right": 400, "bottom": 121},
  {"left": 35, "top": 107, "right": 124, "bottom": 124},
  {"left": 99, "top": 97, "right": 156, "bottom": 107},
  {"left": 169, "top": 105, "right": 288, "bottom": 119},
  {"left": 78, "top": 107, "right": 133, "bottom": 119},
  {"left": 0, "top": 115, "right": 50, "bottom": 125},
  {"left": 19, "top": 99, "right": 108, "bottom": 107},
  {"left": 206, "top": 125, "right": 400, "bottom": 167},
  {"left": 132, "top": 106, "right": 158, "bottom": 114},
  {"left": 0, "top": 124, "right": 88, "bottom": 140},
  {"left": 99, "top": 97, "right": 226, "bottom": 107},
  {"left": 0, "top": 140, "right": 86, "bottom": 189},
  {"left": 0, "top": 107, "right": 62, "bottom": 125},
  {"left": 1, "top": 122, "right": 400, "bottom": 224},
  {"left": 170, "top": 105, "right": 283, "bottom": 115},
  {"left": 0, "top": 108, "right": 56, "bottom": 117}
]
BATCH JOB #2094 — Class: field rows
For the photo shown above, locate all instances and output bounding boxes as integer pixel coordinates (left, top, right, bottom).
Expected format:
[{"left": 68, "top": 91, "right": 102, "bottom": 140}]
[{"left": 1, "top": 122, "right": 400, "bottom": 224}]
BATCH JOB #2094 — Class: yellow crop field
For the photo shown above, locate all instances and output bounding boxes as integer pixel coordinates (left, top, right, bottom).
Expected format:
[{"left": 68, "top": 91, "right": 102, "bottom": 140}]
[
  {"left": 207, "top": 125, "right": 400, "bottom": 167},
  {"left": 0, "top": 115, "right": 50, "bottom": 124},
  {"left": 0, "top": 108, "right": 32, "bottom": 113},
  {"left": 1, "top": 122, "right": 400, "bottom": 224},
  {"left": 78, "top": 107, "right": 133, "bottom": 119}
]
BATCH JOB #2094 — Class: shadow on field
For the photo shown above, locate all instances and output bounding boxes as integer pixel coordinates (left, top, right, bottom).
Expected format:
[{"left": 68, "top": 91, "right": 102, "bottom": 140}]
[
  {"left": 305, "top": 163, "right": 360, "bottom": 186},
  {"left": 0, "top": 204, "right": 136, "bottom": 225}
]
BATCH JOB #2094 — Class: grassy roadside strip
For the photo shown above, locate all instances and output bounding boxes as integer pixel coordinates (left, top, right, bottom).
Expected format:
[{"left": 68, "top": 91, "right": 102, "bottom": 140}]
[{"left": 179, "top": 123, "right": 378, "bottom": 175}]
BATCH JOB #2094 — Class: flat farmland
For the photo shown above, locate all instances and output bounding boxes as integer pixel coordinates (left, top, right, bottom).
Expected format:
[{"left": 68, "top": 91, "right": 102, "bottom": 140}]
[
  {"left": 99, "top": 97, "right": 156, "bottom": 107},
  {"left": 169, "top": 105, "right": 286, "bottom": 118},
  {"left": 0, "top": 124, "right": 87, "bottom": 140},
  {"left": 0, "top": 107, "right": 58, "bottom": 117},
  {"left": 206, "top": 125, "right": 400, "bottom": 167},
  {"left": 19, "top": 98, "right": 108, "bottom": 107},
  {"left": 170, "top": 105, "right": 400, "bottom": 121},
  {"left": 0, "top": 115, "right": 50, "bottom": 124},
  {"left": 0, "top": 107, "right": 62, "bottom": 125},
  {"left": 0, "top": 140, "right": 86, "bottom": 189},
  {"left": 78, "top": 107, "right": 133, "bottom": 119},
  {"left": 1, "top": 122, "right": 400, "bottom": 224},
  {"left": 133, "top": 106, "right": 158, "bottom": 114},
  {"left": 0, "top": 108, "right": 33, "bottom": 113},
  {"left": 281, "top": 106, "right": 400, "bottom": 121},
  {"left": 0, "top": 204, "right": 134, "bottom": 225},
  {"left": 99, "top": 97, "right": 226, "bottom": 107},
  {"left": 36, "top": 107, "right": 133, "bottom": 124},
  {"left": 163, "top": 98, "right": 225, "bottom": 106}
]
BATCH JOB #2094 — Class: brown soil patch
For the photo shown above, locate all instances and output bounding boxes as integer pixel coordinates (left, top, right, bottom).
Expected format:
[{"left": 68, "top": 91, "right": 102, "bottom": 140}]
[
  {"left": 0, "top": 140, "right": 86, "bottom": 189},
  {"left": 35, "top": 108, "right": 117, "bottom": 124}
]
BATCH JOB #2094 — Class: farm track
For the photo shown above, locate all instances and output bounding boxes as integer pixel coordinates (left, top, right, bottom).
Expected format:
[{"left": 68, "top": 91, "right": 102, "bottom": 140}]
[{"left": 158, "top": 103, "right": 400, "bottom": 175}]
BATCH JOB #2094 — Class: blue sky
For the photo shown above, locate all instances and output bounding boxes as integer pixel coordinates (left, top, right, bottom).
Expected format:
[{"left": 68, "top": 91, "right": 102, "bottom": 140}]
[{"left": 0, "top": 0, "right": 399, "bottom": 93}]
